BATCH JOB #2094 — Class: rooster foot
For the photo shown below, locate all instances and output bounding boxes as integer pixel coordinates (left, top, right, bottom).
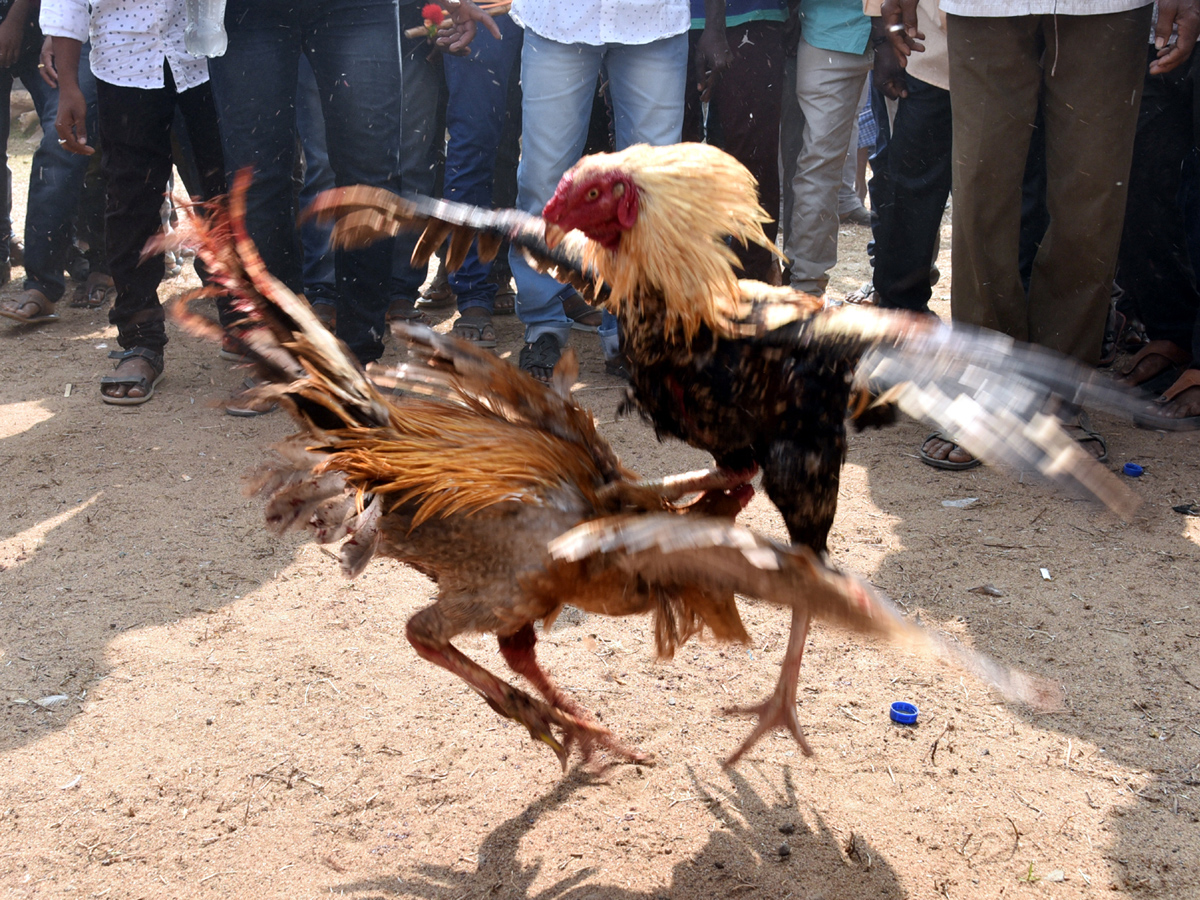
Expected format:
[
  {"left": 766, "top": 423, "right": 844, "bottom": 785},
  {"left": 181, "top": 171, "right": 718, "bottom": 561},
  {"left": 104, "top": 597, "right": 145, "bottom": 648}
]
[
  {"left": 721, "top": 685, "right": 814, "bottom": 768},
  {"left": 485, "top": 686, "right": 623, "bottom": 770}
]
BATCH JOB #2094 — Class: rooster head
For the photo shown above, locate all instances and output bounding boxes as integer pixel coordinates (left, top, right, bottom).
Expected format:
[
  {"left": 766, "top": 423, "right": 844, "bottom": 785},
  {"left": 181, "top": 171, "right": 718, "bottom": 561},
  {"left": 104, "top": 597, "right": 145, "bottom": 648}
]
[{"left": 543, "top": 167, "right": 639, "bottom": 251}]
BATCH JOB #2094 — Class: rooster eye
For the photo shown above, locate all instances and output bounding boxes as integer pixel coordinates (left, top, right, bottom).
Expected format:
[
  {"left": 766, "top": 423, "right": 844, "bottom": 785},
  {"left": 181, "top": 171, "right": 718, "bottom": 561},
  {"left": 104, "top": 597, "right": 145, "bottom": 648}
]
[{"left": 586, "top": 188, "right": 600, "bottom": 200}]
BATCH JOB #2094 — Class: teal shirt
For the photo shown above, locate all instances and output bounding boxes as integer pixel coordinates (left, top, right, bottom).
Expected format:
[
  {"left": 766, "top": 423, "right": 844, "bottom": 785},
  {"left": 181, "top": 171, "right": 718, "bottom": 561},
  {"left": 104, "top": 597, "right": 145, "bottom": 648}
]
[
  {"left": 799, "top": 0, "right": 870, "bottom": 56},
  {"left": 689, "top": 0, "right": 788, "bottom": 29}
]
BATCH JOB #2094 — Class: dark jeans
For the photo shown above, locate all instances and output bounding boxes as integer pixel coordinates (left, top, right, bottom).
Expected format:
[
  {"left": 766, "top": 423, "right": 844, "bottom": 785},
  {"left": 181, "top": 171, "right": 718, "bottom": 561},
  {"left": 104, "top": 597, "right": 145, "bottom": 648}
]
[
  {"left": 1117, "top": 48, "right": 1200, "bottom": 358},
  {"left": 442, "top": 13, "right": 523, "bottom": 313},
  {"left": 867, "top": 71, "right": 951, "bottom": 312},
  {"left": 683, "top": 20, "right": 785, "bottom": 283},
  {"left": 0, "top": 42, "right": 97, "bottom": 299},
  {"left": 96, "top": 70, "right": 226, "bottom": 354},
  {"left": 209, "top": 0, "right": 403, "bottom": 365},
  {"left": 390, "top": 1, "right": 448, "bottom": 303}
]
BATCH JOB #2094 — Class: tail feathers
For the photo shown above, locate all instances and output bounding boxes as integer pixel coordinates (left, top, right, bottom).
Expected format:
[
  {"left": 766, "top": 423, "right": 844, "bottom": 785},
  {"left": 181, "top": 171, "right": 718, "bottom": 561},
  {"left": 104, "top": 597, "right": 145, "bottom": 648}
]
[
  {"left": 373, "top": 323, "right": 629, "bottom": 483},
  {"left": 548, "top": 513, "right": 1062, "bottom": 712}
]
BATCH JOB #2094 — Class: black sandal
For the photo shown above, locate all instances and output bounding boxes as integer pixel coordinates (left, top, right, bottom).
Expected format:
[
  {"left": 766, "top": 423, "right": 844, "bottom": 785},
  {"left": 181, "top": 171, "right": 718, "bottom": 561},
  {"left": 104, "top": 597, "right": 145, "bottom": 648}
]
[
  {"left": 518, "top": 333, "right": 561, "bottom": 384},
  {"left": 100, "top": 347, "right": 164, "bottom": 406}
]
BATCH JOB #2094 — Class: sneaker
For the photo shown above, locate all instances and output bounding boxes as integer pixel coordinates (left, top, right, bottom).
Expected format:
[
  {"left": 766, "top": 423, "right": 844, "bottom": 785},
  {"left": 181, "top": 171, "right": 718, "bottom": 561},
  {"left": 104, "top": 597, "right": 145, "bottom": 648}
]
[{"left": 518, "top": 333, "right": 561, "bottom": 384}]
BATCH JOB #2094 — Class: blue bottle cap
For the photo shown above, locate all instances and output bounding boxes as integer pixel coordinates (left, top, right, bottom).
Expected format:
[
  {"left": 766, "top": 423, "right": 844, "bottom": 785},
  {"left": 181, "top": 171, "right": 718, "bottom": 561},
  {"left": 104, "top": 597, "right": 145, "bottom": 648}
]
[
  {"left": 890, "top": 701, "right": 919, "bottom": 725},
  {"left": 1123, "top": 463, "right": 1144, "bottom": 477}
]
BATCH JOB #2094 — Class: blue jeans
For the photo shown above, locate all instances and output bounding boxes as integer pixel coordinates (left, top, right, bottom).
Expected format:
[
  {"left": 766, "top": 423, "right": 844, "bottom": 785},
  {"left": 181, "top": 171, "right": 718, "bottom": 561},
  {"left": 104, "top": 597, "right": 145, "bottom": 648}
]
[
  {"left": 4, "top": 43, "right": 98, "bottom": 301},
  {"left": 510, "top": 28, "right": 687, "bottom": 355},
  {"left": 443, "top": 14, "right": 523, "bottom": 314},
  {"left": 209, "top": 0, "right": 402, "bottom": 364}
]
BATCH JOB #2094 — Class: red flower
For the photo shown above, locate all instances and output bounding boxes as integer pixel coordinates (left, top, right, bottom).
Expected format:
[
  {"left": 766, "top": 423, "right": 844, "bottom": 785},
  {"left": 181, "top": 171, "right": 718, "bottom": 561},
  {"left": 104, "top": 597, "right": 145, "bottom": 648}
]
[{"left": 421, "top": 3, "right": 445, "bottom": 25}]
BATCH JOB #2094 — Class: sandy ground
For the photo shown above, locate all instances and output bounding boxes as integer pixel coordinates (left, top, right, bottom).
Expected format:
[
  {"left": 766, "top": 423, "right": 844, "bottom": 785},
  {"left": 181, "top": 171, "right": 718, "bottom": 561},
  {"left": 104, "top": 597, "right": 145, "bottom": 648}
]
[{"left": 2, "top": 127, "right": 1200, "bottom": 900}]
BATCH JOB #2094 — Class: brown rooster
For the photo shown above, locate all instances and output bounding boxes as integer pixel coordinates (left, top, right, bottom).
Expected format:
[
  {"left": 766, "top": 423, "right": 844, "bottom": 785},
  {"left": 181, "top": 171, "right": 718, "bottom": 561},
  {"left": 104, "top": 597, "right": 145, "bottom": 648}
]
[
  {"left": 304, "top": 143, "right": 1161, "bottom": 764},
  {"left": 179, "top": 175, "right": 1060, "bottom": 768}
]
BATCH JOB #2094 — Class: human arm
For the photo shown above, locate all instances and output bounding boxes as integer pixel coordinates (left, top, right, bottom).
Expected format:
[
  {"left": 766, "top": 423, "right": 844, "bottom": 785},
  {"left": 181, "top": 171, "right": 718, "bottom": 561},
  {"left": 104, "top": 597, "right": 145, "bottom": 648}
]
[
  {"left": 1150, "top": 0, "right": 1200, "bottom": 75},
  {"left": 695, "top": 0, "right": 733, "bottom": 102},
  {"left": 880, "top": 0, "right": 924, "bottom": 63}
]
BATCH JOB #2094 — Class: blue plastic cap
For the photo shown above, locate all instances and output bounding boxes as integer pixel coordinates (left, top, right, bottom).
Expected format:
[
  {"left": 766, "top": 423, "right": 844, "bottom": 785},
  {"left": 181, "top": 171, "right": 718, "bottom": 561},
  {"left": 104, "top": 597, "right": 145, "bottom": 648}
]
[
  {"left": 1122, "top": 463, "right": 1144, "bottom": 477},
  {"left": 890, "top": 701, "right": 919, "bottom": 725}
]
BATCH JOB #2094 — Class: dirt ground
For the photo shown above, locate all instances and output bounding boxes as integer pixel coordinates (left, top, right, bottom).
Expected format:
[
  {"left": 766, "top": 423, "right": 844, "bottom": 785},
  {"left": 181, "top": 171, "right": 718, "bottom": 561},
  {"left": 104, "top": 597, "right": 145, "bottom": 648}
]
[{"left": 2, "top": 127, "right": 1200, "bottom": 900}]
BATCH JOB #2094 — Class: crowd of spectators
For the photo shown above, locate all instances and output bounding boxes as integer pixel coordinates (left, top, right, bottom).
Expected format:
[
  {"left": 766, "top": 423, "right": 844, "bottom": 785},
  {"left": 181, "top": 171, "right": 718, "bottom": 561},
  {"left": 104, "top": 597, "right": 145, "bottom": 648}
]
[{"left": 0, "top": 0, "right": 1196, "bottom": 444}]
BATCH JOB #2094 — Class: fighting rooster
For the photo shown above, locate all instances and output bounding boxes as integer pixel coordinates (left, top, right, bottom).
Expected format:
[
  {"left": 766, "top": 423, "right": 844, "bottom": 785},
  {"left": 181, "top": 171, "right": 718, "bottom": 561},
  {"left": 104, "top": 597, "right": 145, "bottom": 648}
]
[
  {"left": 170, "top": 175, "right": 1057, "bottom": 768},
  {"left": 305, "top": 143, "right": 1158, "bottom": 763}
]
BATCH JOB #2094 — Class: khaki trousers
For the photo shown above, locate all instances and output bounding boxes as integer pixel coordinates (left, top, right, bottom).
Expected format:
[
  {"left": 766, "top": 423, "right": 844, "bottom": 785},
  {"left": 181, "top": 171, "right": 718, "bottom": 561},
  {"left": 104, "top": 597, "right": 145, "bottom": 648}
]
[{"left": 947, "top": 8, "right": 1150, "bottom": 364}]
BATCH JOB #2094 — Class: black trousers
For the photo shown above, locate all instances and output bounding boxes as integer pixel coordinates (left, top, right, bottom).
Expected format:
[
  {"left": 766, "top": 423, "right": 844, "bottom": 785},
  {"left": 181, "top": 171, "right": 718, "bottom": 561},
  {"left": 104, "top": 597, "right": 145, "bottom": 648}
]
[
  {"left": 97, "top": 66, "right": 226, "bottom": 354},
  {"left": 867, "top": 72, "right": 952, "bottom": 312},
  {"left": 1117, "top": 48, "right": 1200, "bottom": 359}
]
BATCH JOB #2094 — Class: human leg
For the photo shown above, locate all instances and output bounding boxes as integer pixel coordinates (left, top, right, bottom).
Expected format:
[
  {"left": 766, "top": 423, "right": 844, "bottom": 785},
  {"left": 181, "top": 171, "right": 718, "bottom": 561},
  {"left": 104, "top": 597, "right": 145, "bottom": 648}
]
[
  {"left": 96, "top": 76, "right": 177, "bottom": 401},
  {"left": 510, "top": 30, "right": 600, "bottom": 350},
  {"left": 295, "top": 54, "right": 337, "bottom": 312},
  {"left": 706, "top": 21, "right": 786, "bottom": 283},
  {"left": 443, "top": 15, "right": 523, "bottom": 319},
  {"left": 20, "top": 43, "right": 97, "bottom": 305},
  {"left": 946, "top": 14, "right": 1041, "bottom": 339},
  {"left": 208, "top": 0, "right": 304, "bottom": 292},
  {"left": 304, "top": 0, "right": 402, "bottom": 364},
  {"left": 871, "top": 73, "right": 952, "bottom": 313},
  {"left": 391, "top": 1, "right": 445, "bottom": 314},
  {"left": 783, "top": 37, "right": 872, "bottom": 295}
]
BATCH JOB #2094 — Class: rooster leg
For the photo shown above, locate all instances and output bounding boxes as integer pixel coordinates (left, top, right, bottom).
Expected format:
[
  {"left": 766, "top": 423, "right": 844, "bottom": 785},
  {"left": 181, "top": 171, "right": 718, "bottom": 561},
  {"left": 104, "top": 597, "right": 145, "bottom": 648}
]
[
  {"left": 721, "top": 606, "right": 814, "bottom": 767},
  {"left": 498, "top": 624, "right": 653, "bottom": 765},
  {"left": 406, "top": 610, "right": 607, "bottom": 770}
]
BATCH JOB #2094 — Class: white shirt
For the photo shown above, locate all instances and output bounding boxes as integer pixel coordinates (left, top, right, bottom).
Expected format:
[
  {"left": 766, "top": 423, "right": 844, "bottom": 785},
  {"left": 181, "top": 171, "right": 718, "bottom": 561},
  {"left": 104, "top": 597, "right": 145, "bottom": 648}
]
[
  {"left": 510, "top": 0, "right": 690, "bottom": 46},
  {"left": 939, "top": 0, "right": 1150, "bottom": 15},
  {"left": 40, "top": 0, "right": 210, "bottom": 91}
]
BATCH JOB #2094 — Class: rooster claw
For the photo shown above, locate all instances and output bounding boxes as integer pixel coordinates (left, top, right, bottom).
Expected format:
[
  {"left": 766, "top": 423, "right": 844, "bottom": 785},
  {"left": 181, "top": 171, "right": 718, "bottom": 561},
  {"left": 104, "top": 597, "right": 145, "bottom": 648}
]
[{"left": 721, "top": 695, "right": 814, "bottom": 768}]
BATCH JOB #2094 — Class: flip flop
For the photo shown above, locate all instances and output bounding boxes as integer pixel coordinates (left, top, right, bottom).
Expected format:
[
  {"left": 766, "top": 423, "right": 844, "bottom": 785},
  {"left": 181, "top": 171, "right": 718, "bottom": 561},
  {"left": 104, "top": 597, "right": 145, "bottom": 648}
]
[
  {"left": 1061, "top": 410, "right": 1108, "bottom": 462},
  {"left": 918, "top": 432, "right": 982, "bottom": 470},
  {"left": 0, "top": 289, "right": 59, "bottom": 324},
  {"left": 1134, "top": 368, "right": 1200, "bottom": 431}
]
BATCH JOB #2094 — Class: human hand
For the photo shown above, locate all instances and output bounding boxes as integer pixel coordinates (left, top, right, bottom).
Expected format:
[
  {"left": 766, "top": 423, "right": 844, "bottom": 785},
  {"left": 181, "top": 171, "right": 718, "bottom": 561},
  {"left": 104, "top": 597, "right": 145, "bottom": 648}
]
[
  {"left": 695, "top": 24, "right": 733, "bottom": 102},
  {"left": 873, "top": 40, "right": 908, "bottom": 99},
  {"left": 1150, "top": 0, "right": 1200, "bottom": 75},
  {"left": 436, "top": 0, "right": 502, "bottom": 55},
  {"left": 880, "top": 0, "right": 925, "bottom": 63},
  {"left": 38, "top": 37, "right": 57, "bottom": 87},
  {"left": 54, "top": 85, "right": 93, "bottom": 155},
  {"left": 0, "top": 16, "right": 22, "bottom": 69}
]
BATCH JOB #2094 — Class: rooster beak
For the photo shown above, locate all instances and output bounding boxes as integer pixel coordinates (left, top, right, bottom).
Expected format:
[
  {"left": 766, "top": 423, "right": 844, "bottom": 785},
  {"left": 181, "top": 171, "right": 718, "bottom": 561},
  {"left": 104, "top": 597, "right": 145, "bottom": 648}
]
[{"left": 544, "top": 223, "right": 566, "bottom": 249}]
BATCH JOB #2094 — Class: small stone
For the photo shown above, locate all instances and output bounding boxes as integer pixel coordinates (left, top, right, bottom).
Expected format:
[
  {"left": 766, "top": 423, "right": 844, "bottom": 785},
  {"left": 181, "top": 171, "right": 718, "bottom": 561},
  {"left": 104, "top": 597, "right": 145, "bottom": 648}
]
[
  {"left": 779, "top": 823, "right": 795, "bottom": 835},
  {"left": 778, "top": 843, "right": 791, "bottom": 858},
  {"left": 714, "top": 861, "right": 724, "bottom": 869}
]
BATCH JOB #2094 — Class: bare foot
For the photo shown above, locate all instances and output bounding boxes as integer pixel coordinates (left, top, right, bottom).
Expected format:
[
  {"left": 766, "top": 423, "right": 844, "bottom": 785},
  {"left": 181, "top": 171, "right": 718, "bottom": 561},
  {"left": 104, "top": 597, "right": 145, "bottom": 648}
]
[{"left": 1163, "top": 384, "right": 1200, "bottom": 421}]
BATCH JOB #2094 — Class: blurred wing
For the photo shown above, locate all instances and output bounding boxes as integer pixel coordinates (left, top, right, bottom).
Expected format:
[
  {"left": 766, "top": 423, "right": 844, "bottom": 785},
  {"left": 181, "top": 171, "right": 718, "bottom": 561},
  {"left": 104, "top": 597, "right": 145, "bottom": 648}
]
[
  {"left": 548, "top": 513, "right": 1061, "bottom": 711},
  {"left": 752, "top": 301, "right": 1170, "bottom": 518},
  {"left": 303, "top": 187, "right": 606, "bottom": 304}
]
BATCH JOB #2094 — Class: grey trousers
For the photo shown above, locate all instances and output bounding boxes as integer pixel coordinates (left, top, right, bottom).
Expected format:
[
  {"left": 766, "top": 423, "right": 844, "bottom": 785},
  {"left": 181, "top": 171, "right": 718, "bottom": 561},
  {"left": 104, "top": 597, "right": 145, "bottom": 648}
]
[
  {"left": 947, "top": 8, "right": 1150, "bottom": 364},
  {"left": 781, "top": 36, "right": 872, "bottom": 295}
]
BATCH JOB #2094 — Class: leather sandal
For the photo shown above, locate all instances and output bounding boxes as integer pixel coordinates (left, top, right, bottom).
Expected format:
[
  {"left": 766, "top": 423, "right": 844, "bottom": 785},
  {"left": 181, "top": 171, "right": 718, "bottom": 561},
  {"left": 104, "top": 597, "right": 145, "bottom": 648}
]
[
  {"left": 100, "top": 347, "right": 164, "bottom": 405},
  {"left": 0, "top": 288, "right": 58, "bottom": 324}
]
